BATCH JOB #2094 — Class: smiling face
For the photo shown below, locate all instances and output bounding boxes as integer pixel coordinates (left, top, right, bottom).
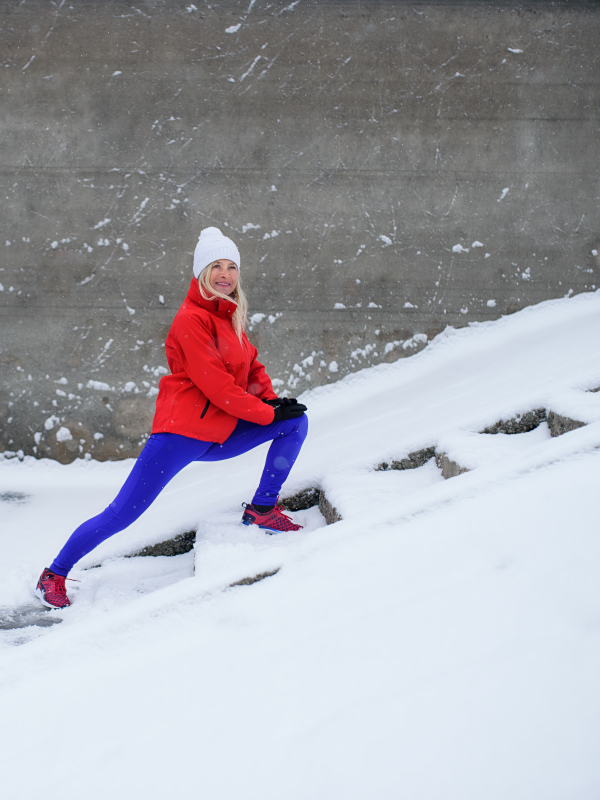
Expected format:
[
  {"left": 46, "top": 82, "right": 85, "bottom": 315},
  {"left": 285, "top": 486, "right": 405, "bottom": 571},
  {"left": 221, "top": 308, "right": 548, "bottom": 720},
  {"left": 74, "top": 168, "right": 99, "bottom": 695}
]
[{"left": 207, "top": 259, "right": 239, "bottom": 296}]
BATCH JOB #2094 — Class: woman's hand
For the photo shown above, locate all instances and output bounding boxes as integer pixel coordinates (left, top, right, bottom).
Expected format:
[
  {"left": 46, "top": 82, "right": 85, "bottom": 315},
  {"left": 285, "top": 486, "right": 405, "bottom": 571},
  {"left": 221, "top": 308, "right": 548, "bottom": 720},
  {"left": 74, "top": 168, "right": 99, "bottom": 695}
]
[
  {"left": 263, "top": 397, "right": 302, "bottom": 408},
  {"left": 263, "top": 397, "right": 307, "bottom": 420}
]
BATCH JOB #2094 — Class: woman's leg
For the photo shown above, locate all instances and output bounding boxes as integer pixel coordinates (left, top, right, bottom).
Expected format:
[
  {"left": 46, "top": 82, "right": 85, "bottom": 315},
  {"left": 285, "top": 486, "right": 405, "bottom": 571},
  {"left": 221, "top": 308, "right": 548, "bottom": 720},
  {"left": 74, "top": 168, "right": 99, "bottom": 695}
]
[
  {"left": 199, "top": 414, "right": 309, "bottom": 505},
  {"left": 49, "top": 433, "right": 212, "bottom": 576}
]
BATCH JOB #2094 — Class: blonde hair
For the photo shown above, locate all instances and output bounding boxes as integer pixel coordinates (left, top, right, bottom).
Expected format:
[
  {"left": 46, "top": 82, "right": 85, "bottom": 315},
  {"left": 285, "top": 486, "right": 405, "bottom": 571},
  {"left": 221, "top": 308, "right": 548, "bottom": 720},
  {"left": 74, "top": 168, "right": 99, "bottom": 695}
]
[{"left": 198, "top": 261, "right": 248, "bottom": 341}]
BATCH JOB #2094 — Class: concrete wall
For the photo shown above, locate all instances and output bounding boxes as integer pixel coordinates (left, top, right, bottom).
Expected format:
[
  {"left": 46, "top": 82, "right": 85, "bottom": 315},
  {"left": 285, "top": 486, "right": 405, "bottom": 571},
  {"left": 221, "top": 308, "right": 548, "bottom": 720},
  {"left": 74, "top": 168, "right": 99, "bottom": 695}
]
[{"left": 1, "top": 0, "right": 598, "bottom": 461}]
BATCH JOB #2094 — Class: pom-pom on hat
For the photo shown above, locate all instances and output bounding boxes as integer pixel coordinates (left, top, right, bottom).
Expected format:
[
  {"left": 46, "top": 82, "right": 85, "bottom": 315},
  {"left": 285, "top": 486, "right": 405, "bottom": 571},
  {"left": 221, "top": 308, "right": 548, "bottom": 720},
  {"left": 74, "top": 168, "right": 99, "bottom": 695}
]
[{"left": 193, "top": 226, "right": 241, "bottom": 278}]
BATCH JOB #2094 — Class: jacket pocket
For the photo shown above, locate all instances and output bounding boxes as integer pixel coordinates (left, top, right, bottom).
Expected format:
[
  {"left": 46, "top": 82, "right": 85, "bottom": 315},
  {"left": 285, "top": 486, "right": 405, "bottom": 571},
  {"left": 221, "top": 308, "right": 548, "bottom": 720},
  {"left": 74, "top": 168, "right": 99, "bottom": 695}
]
[{"left": 200, "top": 399, "right": 210, "bottom": 419}]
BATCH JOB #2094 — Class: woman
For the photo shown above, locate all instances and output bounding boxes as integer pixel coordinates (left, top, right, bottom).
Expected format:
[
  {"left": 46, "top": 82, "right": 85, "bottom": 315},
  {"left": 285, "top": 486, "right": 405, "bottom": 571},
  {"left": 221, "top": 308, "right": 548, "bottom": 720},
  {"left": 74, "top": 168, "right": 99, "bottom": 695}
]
[{"left": 36, "top": 226, "right": 308, "bottom": 609}]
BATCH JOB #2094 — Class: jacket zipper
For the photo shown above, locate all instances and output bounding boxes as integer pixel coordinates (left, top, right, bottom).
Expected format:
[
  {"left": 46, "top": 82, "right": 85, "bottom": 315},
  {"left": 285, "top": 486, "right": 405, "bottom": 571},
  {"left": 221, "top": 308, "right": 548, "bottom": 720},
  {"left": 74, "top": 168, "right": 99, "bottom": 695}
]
[{"left": 200, "top": 399, "right": 210, "bottom": 419}]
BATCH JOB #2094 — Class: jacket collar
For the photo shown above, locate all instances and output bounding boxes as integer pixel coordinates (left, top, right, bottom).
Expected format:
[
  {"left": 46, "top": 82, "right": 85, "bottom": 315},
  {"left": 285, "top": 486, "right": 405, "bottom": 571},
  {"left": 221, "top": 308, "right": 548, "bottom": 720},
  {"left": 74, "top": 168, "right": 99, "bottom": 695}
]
[{"left": 184, "top": 277, "right": 236, "bottom": 320}]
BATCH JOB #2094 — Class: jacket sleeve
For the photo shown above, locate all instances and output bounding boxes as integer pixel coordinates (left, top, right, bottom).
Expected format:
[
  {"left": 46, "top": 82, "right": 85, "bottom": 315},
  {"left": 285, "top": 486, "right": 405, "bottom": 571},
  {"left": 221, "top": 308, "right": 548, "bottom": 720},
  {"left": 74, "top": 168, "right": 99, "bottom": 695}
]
[
  {"left": 246, "top": 338, "right": 278, "bottom": 401},
  {"left": 174, "top": 313, "right": 275, "bottom": 425}
]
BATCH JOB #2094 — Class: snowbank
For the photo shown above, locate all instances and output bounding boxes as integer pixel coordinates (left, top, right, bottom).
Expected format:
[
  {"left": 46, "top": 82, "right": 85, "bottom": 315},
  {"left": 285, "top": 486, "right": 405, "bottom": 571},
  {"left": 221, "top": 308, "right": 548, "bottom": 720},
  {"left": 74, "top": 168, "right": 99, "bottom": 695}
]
[{"left": 1, "top": 291, "right": 599, "bottom": 799}]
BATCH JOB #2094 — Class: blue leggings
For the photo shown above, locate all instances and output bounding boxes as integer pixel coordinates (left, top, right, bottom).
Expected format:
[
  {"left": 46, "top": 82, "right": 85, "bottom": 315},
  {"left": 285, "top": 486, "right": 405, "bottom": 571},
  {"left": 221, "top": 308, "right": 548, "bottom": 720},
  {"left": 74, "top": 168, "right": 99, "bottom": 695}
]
[{"left": 50, "top": 414, "right": 308, "bottom": 576}]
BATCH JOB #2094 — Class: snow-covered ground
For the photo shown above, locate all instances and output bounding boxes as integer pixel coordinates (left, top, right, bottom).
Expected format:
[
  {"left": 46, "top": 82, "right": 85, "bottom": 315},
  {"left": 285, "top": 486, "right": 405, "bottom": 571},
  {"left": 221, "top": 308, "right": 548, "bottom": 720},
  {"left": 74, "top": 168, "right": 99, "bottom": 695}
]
[{"left": 1, "top": 290, "right": 600, "bottom": 799}]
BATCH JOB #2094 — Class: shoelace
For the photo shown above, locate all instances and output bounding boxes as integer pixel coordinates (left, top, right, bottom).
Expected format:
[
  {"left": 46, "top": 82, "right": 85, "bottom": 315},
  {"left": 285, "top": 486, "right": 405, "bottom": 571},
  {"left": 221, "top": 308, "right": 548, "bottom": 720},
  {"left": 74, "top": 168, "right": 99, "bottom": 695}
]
[
  {"left": 273, "top": 504, "right": 293, "bottom": 522},
  {"left": 244, "top": 501, "right": 298, "bottom": 527},
  {"left": 47, "top": 575, "right": 80, "bottom": 595}
]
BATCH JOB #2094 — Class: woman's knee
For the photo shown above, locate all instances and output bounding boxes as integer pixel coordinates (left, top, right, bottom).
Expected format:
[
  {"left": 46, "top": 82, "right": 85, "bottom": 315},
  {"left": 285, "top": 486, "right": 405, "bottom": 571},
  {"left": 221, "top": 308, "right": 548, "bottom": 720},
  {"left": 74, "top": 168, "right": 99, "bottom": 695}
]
[
  {"left": 108, "top": 494, "right": 154, "bottom": 530},
  {"left": 276, "top": 413, "right": 308, "bottom": 439},
  {"left": 296, "top": 412, "right": 309, "bottom": 438}
]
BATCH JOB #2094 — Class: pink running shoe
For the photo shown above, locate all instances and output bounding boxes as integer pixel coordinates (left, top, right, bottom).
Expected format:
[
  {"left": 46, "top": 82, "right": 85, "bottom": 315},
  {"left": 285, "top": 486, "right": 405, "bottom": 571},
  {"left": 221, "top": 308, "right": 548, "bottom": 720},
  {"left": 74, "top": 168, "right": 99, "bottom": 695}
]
[
  {"left": 35, "top": 568, "right": 71, "bottom": 609},
  {"left": 241, "top": 501, "right": 303, "bottom": 534}
]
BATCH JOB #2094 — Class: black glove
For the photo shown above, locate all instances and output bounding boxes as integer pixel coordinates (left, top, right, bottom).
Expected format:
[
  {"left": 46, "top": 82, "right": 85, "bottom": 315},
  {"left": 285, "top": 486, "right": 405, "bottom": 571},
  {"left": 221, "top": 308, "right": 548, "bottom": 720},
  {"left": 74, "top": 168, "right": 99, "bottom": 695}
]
[
  {"left": 262, "top": 397, "right": 302, "bottom": 409},
  {"left": 262, "top": 396, "right": 307, "bottom": 420},
  {"left": 272, "top": 402, "right": 307, "bottom": 421}
]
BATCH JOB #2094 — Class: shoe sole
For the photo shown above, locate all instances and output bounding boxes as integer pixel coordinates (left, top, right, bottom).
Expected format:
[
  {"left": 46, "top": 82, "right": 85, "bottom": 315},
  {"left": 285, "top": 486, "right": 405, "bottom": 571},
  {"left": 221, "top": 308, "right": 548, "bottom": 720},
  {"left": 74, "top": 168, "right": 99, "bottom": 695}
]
[
  {"left": 35, "top": 586, "right": 70, "bottom": 610},
  {"left": 241, "top": 520, "right": 297, "bottom": 535}
]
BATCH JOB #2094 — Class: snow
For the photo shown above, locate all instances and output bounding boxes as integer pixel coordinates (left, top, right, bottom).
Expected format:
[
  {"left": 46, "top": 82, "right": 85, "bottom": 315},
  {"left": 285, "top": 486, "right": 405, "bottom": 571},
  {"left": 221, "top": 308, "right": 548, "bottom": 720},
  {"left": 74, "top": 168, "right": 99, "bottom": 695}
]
[
  {"left": 55, "top": 426, "right": 73, "bottom": 443},
  {"left": 43, "top": 414, "right": 59, "bottom": 430},
  {"left": 87, "top": 379, "right": 112, "bottom": 391},
  {"left": 1, "top": 291, "right": 600, "bottom": 798}
]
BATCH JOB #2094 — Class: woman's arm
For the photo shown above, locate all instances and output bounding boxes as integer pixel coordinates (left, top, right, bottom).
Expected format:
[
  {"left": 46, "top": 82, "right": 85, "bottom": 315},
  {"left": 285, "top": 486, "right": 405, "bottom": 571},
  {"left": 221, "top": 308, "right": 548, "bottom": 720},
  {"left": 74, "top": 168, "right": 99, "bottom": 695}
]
[
  {"left": 172, "top": 314, "right": 275, "bottom": 425},
  {"left": 246, "top": 346, "right": 278, "bottom": 401}
]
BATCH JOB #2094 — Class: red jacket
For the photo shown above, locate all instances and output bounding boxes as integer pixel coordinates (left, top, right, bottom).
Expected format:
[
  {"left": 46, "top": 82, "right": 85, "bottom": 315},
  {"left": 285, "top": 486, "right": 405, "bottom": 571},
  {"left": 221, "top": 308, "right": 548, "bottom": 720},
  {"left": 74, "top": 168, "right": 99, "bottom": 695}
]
[{"left": 151, "top": 279, "right": 277, "bottom": 443}]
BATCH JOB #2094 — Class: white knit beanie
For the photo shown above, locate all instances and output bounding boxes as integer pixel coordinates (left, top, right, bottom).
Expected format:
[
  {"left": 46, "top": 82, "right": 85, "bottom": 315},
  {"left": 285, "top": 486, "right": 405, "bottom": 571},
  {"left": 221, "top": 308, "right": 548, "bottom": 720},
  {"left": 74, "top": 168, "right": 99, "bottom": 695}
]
[{"left": 193, "top": 227, "right": 241, "bottom": 278}]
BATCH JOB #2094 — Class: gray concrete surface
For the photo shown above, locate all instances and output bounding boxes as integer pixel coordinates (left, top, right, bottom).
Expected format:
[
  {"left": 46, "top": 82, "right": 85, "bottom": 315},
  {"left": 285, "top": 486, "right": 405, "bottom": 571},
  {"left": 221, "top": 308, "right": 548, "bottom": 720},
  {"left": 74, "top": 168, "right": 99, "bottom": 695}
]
[
  {"left": 1, "top": 0, "right": 599, "bottom": 461},
  {"left": 376, "top": 446, "right": 436, "bottom": 471},
  {"left": 481, "top": 408, "right": 547, "bottom": 434},
  {"left": 435, "top": 451, "right": 470, "bottom": 479},
  {"left": 547, "top": 410, "right": 587, "bottom": 437}
]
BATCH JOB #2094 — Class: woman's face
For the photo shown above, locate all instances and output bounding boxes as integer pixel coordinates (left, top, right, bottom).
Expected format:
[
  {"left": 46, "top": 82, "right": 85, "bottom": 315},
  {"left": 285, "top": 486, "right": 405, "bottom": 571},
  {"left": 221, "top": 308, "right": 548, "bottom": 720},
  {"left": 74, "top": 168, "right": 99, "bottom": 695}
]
[{"left": 208, "top": 259, "right": 239, "bottom": 296}]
